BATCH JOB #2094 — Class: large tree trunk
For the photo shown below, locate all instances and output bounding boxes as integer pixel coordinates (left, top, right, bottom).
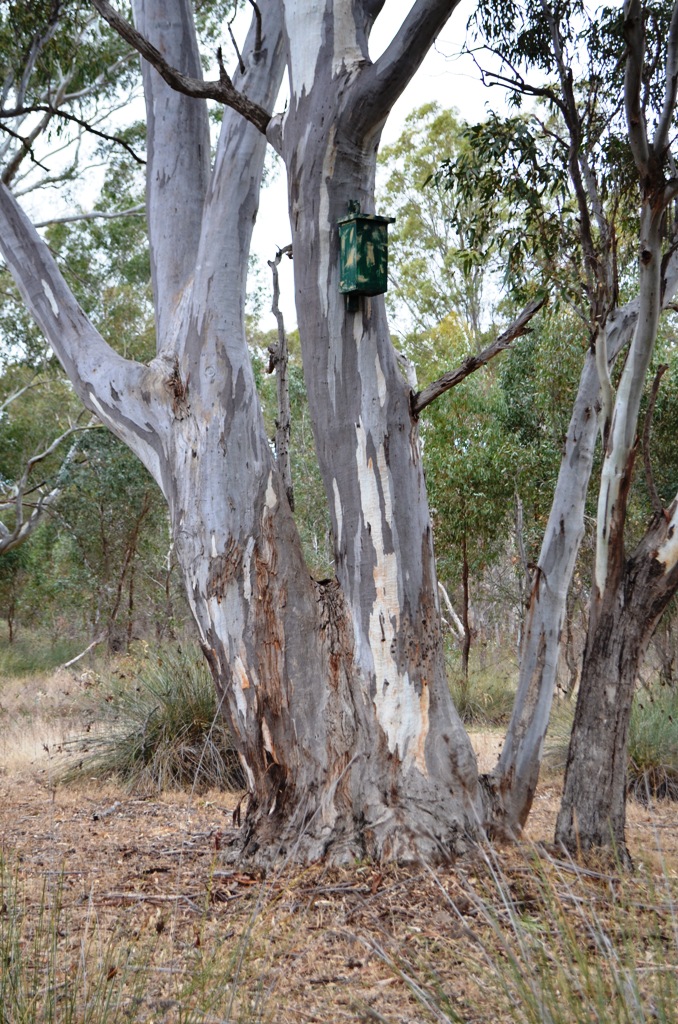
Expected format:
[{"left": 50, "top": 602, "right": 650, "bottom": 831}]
[
  {"left": 248, "top": 0, "right": 484, "bottom": 860},
  {"left": 0, "top": 0, "right": 484, "bottom": 865}
]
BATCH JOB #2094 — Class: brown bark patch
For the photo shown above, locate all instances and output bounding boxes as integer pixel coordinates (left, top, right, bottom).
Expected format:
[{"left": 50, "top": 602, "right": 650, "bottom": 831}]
[
  {"left": 165, "top": 358, "right": 190, "bottom": 419},
  {"left": 206, "top": 539, "right": 242, "bottom": 603}
]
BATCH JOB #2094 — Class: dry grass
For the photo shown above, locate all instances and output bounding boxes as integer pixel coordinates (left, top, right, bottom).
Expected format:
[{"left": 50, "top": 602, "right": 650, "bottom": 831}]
[
  {"left": 0, "top": 663, "right": 676, "bottom": 1023},
  {"left": 0, "top": 667, "right": 92, "bottom": 775}
]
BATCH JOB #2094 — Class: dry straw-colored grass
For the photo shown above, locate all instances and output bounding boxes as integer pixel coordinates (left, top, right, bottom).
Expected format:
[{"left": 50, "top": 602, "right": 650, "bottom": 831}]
[{"left": 0, "top": 656, "right": 676, "bottom": 1023}]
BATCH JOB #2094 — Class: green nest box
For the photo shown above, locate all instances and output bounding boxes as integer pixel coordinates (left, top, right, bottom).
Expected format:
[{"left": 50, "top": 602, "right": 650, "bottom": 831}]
[{"left": 338, "top": 200, "right": 395, "bottom": 299}]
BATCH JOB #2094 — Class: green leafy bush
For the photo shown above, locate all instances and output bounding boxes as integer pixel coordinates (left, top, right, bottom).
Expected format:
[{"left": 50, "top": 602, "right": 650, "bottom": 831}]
[
  {"left": 63, "top": 645, "right": 243, "bottom": 793},
  {"left": 0, "top": 628, "right": 80, "bottom": 676}
]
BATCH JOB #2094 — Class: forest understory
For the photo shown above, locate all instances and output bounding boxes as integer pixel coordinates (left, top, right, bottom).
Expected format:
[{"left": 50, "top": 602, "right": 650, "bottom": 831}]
[{"left": 0, "top": 654, "right": 675, "bottom": 1024}]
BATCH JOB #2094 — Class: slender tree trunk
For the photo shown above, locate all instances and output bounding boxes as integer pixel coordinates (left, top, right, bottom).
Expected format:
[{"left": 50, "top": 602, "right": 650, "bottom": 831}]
[
  {"left": 484, "top": 305, "right": 642, "bottom": 834},
  {"left": 7, "top": 598, "right": 15, "bottom": 644},
  {"left": 127, "top": 556, "right": 135, "bottom": 651},
  {"left": 555, "top": 506, "right": 678, "bottom": 860},
  {"left": 555, "top": 170, "right": 678, "bottom": 857},
  {"left": 461, "top": 533, "right": 471, "bottom": 682}
]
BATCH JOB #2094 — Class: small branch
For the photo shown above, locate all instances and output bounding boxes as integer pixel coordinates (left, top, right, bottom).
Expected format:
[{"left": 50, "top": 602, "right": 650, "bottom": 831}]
[
  {"left": 0, "top": 377, "right": 47, "bottom": 414},
  {"left": 643, "top": 362, "right": 669, "bottom": 515},
  {"left": 61, "top": 632, "right": 106, "bottom": 670},
  {"left": 0, "top": 122, "right": 51, "bottom": 173},
  {"left": 226, "top": 17, "right": 246, "bottom": 76},
  {"left": 412, "top": 295, "right": 546, "bottom": 416},
  {"left": 248, "top": 0, "right": 263, "bottom": 58},
  {"left": 267, "top": 244, "right": 294, "bottom": 511},
  {"left": 33, "top": 204, "right": 145, "bottom": 228},
  {"left": 437, "top": 581, "right": 464, "bottom": 643},
  {"left": 89, "top": 0, "right": 272, "bottom": 135}
]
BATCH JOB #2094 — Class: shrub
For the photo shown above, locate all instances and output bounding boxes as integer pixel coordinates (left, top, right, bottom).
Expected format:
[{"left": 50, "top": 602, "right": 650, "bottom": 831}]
[
  {"left": 0, "top": 629, "right": 81, "bottom": 677},
  {"left": 62, "top": 644, "right": 244, "bottom": 793}
]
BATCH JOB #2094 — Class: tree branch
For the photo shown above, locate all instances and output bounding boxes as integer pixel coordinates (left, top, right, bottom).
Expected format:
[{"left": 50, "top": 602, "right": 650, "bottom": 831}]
[
  {"left": 412, "top": 295, "right": 546, "bottom": 416},
  {"left": 0, "top": 179, "right": 167, "bottom": 475},
  {"left": 2, "top": 104, "right": 146, "bottom": 164},
  {"left": 652, "top": 0, "right": 678, "bottom": 160},
  {"left": 247, "top": 0, "right": 263, "bottom": 60},
  {"left": 353, "top": 0, "right": 463, "bottom": 133},
  {"left": 624, "top": 0, "right": 651, "bottom": 179},
  {"left": 642, "top": 362, "right": 669, "bottom": 515},
  {"left": 33, "top": 204, "right": 145, "bottom": 228},
  {"left": 89, "top": 0, "right": 272, "bottom": 135}
]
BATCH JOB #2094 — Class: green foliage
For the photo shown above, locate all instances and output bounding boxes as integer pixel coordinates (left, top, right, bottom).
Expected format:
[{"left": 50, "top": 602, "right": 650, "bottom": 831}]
[
  {"left": 0, "top": 1, "right": 137, "bottom": 112},
  {"left": 424, "top": 364, "right": 516, "bottom": 588},
  {"left": 0, "top": 623, "right": 79, "bottom": 674},
  {"left": 63, "top": 645, "right": 243, "bottom": 793},
  {"left": 435, "top": 2, "right": 678, "bottom": 315},
  {"left": 379, "top": 103, "right": 500, "bottom": 340}
]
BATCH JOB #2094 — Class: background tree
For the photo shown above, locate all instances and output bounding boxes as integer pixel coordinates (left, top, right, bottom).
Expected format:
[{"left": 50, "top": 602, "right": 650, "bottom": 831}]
[
  {"left": 379, "top": 103, "right": 499, "bottom": 343},
  {"left": 444, "top": 0, "right": 678, "bottom": 851}
]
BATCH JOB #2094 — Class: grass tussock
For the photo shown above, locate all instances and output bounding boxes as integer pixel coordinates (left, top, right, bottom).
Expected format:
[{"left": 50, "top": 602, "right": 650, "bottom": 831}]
[
  {"left": 628, "top": 685, "right": 678, "bottom": 801},
  {"left": 0, "top": 858, "right": 140, "bottom": 1024},
  {"left": 62, "top": 645, "right": 244, "bottom": 794},
  {"left": 449, "top": 668, "right": 517, "bottom": 727}
]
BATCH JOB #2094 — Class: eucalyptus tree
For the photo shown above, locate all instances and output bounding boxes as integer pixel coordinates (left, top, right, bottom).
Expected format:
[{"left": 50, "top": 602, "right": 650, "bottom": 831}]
[
  {"left": 443, "top": 0, "right": 678, "bottom": 853},
  {"left": 0, "top": 0, "right": 546, "bottom": 864},
  {"left": 555, "top": 0, "right": 678, "bottom": 859}
]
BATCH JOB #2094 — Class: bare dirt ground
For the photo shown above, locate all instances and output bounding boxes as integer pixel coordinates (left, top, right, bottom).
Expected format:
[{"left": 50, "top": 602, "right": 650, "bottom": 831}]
[{"left": 0, "top": 674, "right": 676, "bottom": 1023}]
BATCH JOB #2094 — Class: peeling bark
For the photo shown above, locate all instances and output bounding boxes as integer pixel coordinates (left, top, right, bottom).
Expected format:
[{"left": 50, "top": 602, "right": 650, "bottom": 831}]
[{"left": 1, "top": 0, "right": 483, "bottom": 865}]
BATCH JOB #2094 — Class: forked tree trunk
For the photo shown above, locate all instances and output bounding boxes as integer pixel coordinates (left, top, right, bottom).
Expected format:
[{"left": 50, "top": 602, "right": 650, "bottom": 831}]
[
  {"left": 556, "top": 0, "right": 678, "bottom": 857},
  {"left": 483, "top": 302, "right": 646, "bottom": 835},
  {"left": 0, "top": 0, "right": 484, "bottom": 865}
]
